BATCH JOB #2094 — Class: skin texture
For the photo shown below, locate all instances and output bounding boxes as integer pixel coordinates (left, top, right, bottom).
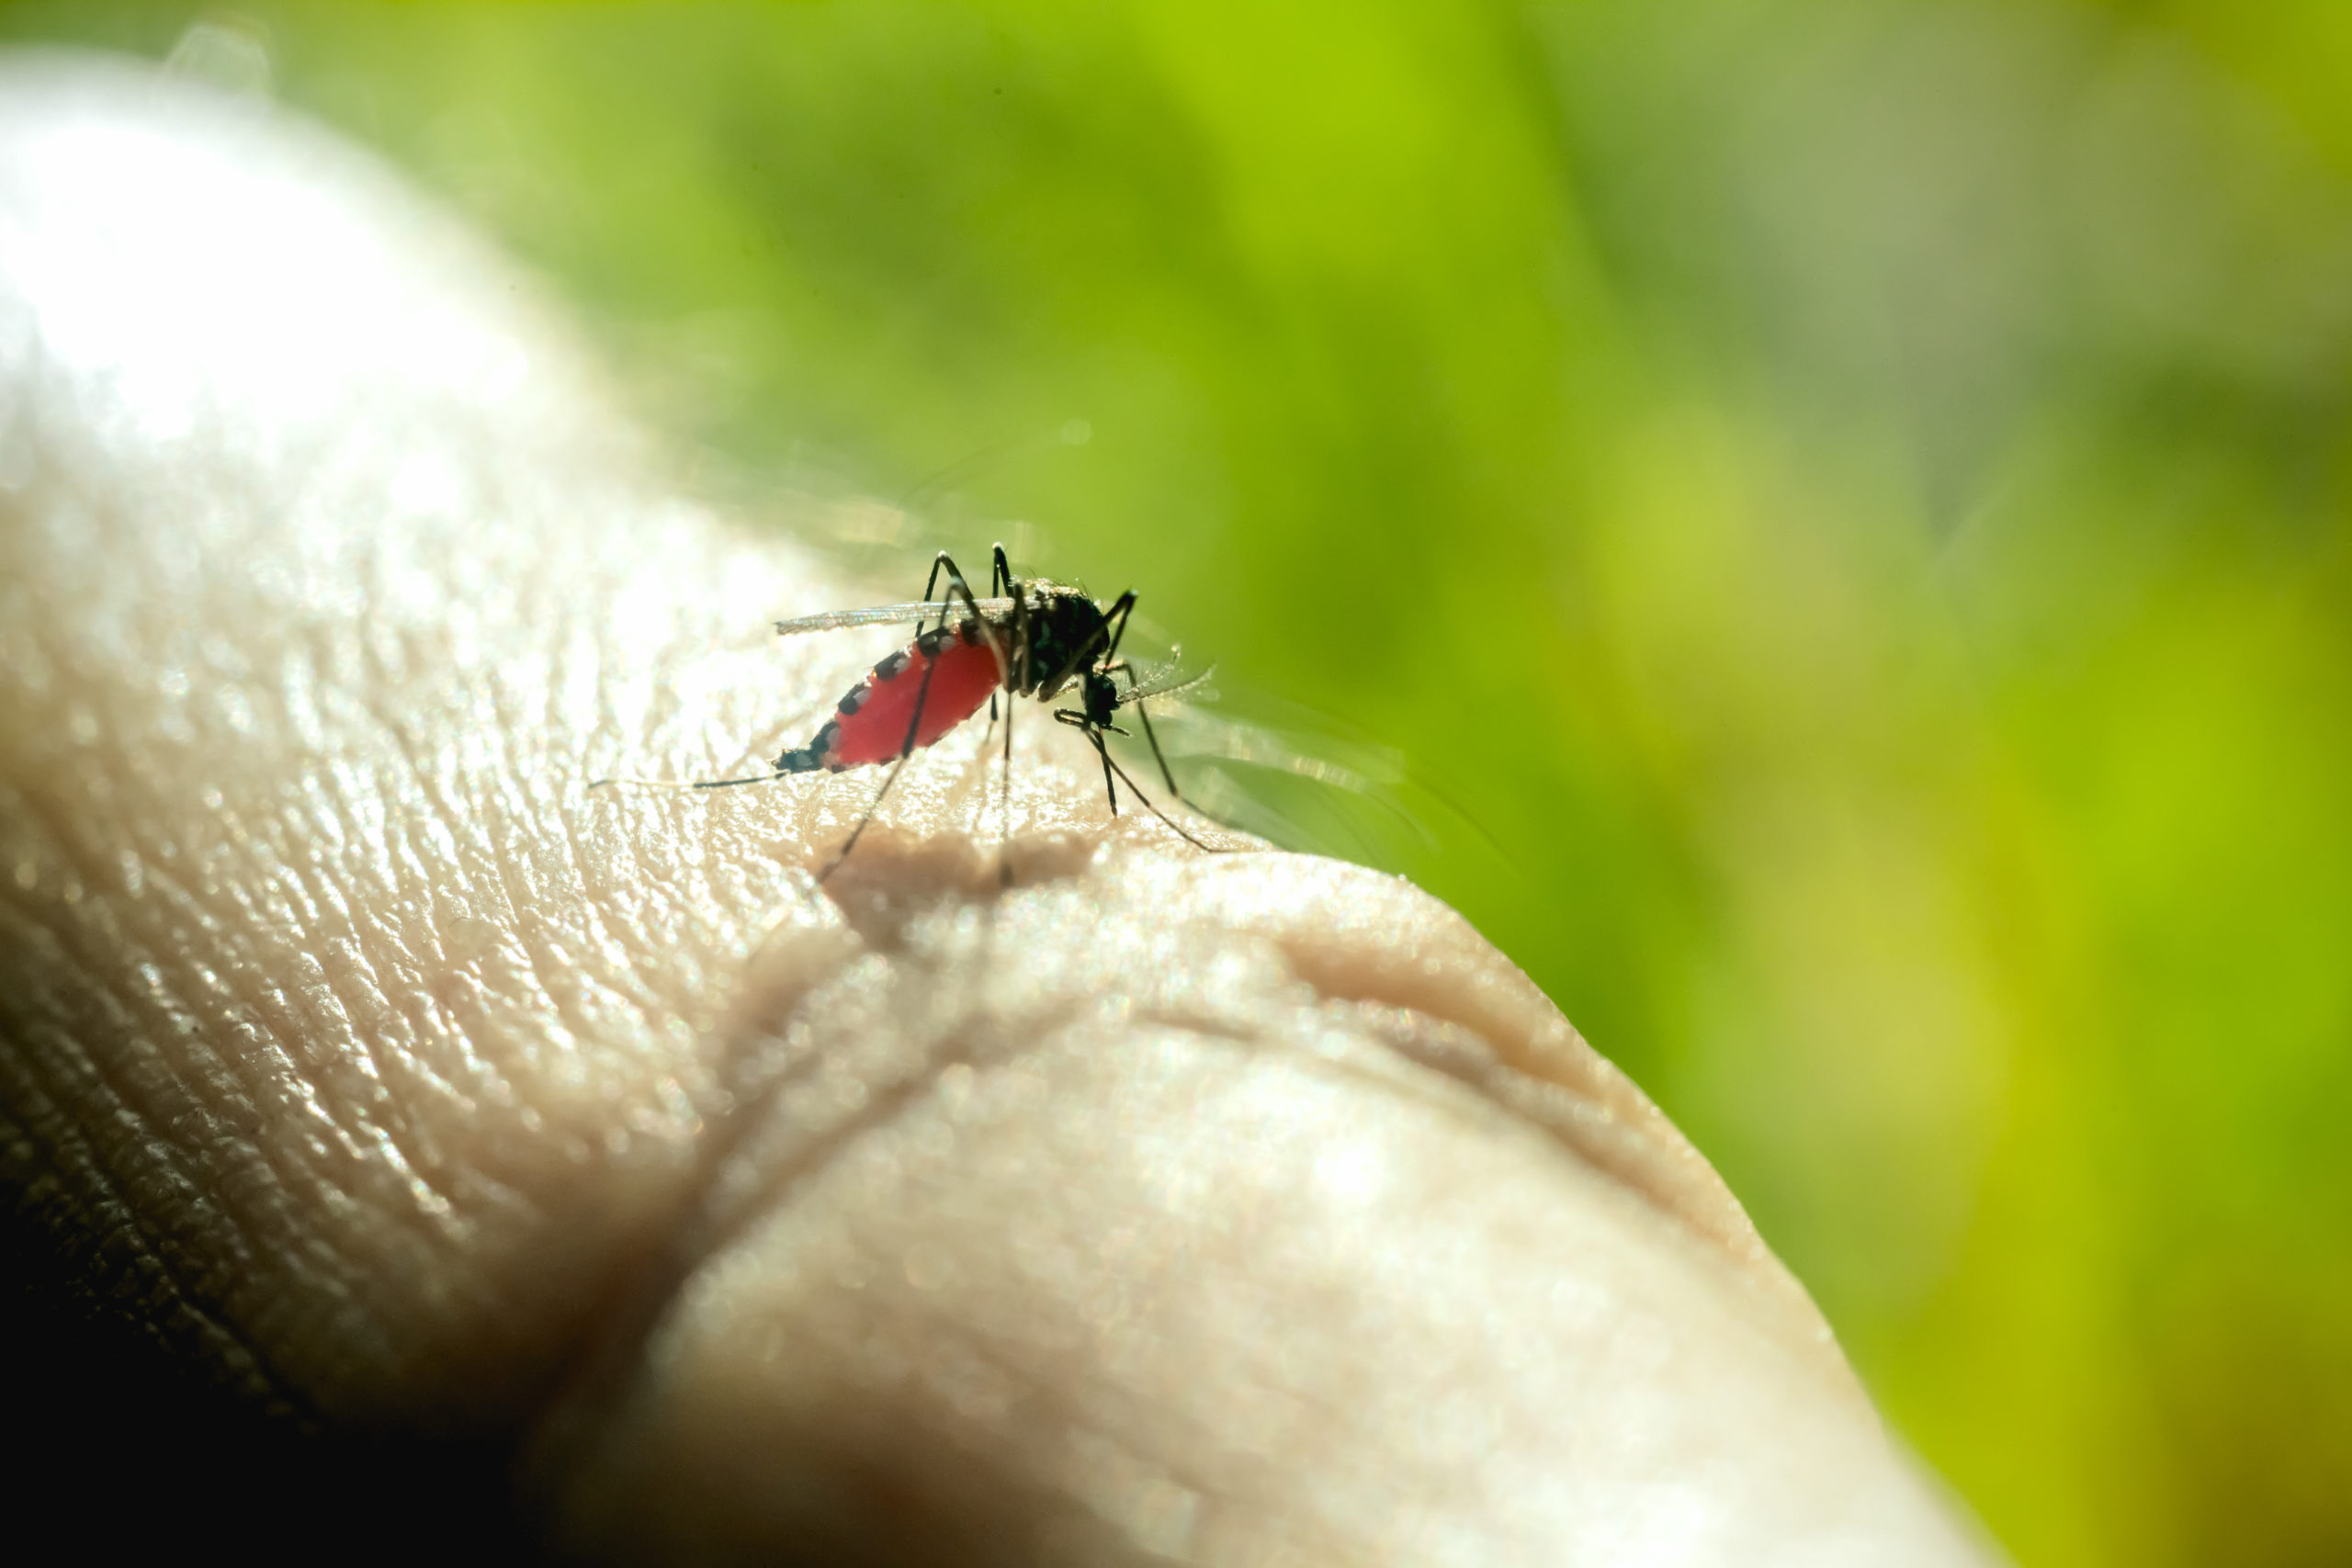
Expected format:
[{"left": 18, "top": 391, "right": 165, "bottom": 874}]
[{"left": 0, "top": 55, "right": 1997, "bottom": 1567}]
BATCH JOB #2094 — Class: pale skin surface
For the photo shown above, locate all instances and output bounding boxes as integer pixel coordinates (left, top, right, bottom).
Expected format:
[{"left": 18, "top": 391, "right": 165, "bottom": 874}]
[{"left": 0, "top": 56, "right": 1997, "bottom": 1567}]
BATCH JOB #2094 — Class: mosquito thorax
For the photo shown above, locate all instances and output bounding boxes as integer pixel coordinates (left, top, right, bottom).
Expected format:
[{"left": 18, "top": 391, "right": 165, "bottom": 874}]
[{"left": 1016, "top": 583, "right": 1111, "bottom": 698}]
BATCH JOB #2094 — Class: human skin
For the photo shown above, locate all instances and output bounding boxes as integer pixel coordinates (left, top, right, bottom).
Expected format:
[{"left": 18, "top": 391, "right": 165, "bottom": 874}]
[{"left": 0, "top": 55, "right": 1995, "bottom": 1567}]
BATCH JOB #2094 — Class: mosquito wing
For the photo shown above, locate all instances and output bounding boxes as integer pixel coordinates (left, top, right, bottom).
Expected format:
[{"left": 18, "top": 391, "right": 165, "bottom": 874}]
[
  {"left": 1118, "top": 654, "right": 1218, "bottom": 706},
  {"left": 1155, "top": 707, "right": 1391, "bottom": 795},
  {"left": 774, "top": 598, "right": 1017, "bottom": 637}
]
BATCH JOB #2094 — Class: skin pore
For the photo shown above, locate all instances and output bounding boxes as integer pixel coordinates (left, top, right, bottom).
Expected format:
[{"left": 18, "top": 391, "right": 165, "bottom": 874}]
[{"left": 0, "top": 55, "right": 1996, "bottom": 1566}]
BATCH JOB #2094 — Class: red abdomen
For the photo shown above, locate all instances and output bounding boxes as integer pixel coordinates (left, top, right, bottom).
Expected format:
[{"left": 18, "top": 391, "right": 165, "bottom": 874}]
[{"left": 826, "top": 633, "right": 1001, "bottom": 768}]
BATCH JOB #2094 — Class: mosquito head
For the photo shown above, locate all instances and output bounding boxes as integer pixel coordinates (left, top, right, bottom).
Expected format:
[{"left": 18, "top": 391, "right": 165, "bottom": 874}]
[
  {"left": 1021, "top": 584, "right": 1110, "bottom": 698},
  {"left": 1080, "top": 667, "right": 1123, "bottom": 730}
]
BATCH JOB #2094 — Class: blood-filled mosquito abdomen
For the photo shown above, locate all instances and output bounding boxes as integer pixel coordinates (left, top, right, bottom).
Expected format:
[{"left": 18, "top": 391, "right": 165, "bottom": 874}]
[{"left": 785, "top": 622, "right": 1001, "bottom": 772}]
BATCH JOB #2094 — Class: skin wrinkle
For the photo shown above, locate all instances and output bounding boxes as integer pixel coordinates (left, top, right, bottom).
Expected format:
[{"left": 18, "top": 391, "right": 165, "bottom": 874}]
[
  {"left": 528, "top": 857, "right": 1372, "bottom": 1482},
  {"left": 716, "top": 926, "right": 1108, "bottom": 1247},
  {"left": 1170, "top": 854, "right": 1839, "bottom": 1331},
  {"left": 512, "top": 908, "right": 876, "bottom": 1505},
  {"left": 1000, "top": 851, "right": 1832, "bottom": 1346},
  {"left": 0, "top": 67, "right": 758, "bottom": 1420},
  {"left": 0, "top": 991, "right": 298, "bottom": 1417},
  {"left": 378, "top": 558, "right": 733, "bottom": 1193},
  {"left": 2, "top": 872, "right": 277, "bottom": 1295}
]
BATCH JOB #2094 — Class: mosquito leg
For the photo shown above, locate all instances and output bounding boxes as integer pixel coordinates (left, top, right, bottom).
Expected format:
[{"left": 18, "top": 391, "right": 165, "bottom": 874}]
[
  {"left": 918, "top": 556, "right": 942, "bottom": 637},
  {"left": 1100, "top": 659, "right": 1185, "bottom": 799},
  {"left": 920, "top": 551, "right": 976, "bottom": 638},
  {"left": 996, "top": 699, "right": 1015, "bottom": 886},
  {"left": 970, "top": 704, "right": 999, "bottom": 818},
  {"left": 1062, "top": 711, "right": 1220, "bottom": 852},
  {"left": 925, "top": 558, "right": 1012, "bottom": 692},
  {"left": 1031, "top": 588, "right": 1134, "bottom": 700},
  {"left": 897, "top": 635, "right": 945, "bottom": 759},
  {"left": 1129, "top": 697, "right": 1185, "bottom": 798},
  {"left": 588, "top": 770, "right": 784, "bottom": 792},
  {"left": 820, "top": 633, "right": 946, "bottom": 884},
  {"left": 1094, "top": 738, "right": 1227, "bottom": 853},
  {"left": 1008, "top": 578, "right": 1029, "bottom": 692},
  {"left": 1086, "top": 728, "right": 1122, "bottom": 815},
  {"left": 924, "top": 551, "right": 965, "bottom": 601},
  {"left": 1101, "top": 589, "right": 1137, "bottom": 660},
  {"left": 957, "top": 705, "right": 1000, "bottom": 865},
  {"left": 927, "top": 552, "right": 1012, "bottom": 676},
  {"left": 989, "top": 544, "right": 1031, "bottom": 701},
  {"left": 820, "top": 752, "right": 910, "bottom": 883}
]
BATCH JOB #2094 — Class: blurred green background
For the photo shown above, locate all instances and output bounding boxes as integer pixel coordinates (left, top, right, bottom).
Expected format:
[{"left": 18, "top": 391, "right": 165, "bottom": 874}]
[{"left": 6, "top": 1, "right": 2349, "bottom": 1562}]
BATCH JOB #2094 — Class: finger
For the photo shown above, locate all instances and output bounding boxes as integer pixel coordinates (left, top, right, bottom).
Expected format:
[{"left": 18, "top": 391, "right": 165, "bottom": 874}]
[
  {"left": 0, "top": 52, "right": 845, "bottom": 1434},
  {"left": 0, "top": 53, "right": 1994, "bottom": 1566},
  {"left": 539, "top": 854, "right": 1981, "bottom": 1565}
]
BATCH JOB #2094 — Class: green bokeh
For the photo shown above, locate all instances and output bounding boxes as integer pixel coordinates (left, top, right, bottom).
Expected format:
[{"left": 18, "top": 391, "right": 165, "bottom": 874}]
[{"left": 6, "top": 1, "right": 2349, "bottom": 1562}]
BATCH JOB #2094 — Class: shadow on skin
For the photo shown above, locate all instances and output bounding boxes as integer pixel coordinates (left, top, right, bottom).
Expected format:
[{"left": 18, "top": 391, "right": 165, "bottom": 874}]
[{"left": 0, "top": 51, "right": 1996, "bottom": 1567}]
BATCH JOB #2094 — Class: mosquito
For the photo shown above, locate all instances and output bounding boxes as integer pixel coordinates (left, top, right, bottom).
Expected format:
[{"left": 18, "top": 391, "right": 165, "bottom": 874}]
[{"left": 594, "top": 545, "right": 1224, "bottom": 880}]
